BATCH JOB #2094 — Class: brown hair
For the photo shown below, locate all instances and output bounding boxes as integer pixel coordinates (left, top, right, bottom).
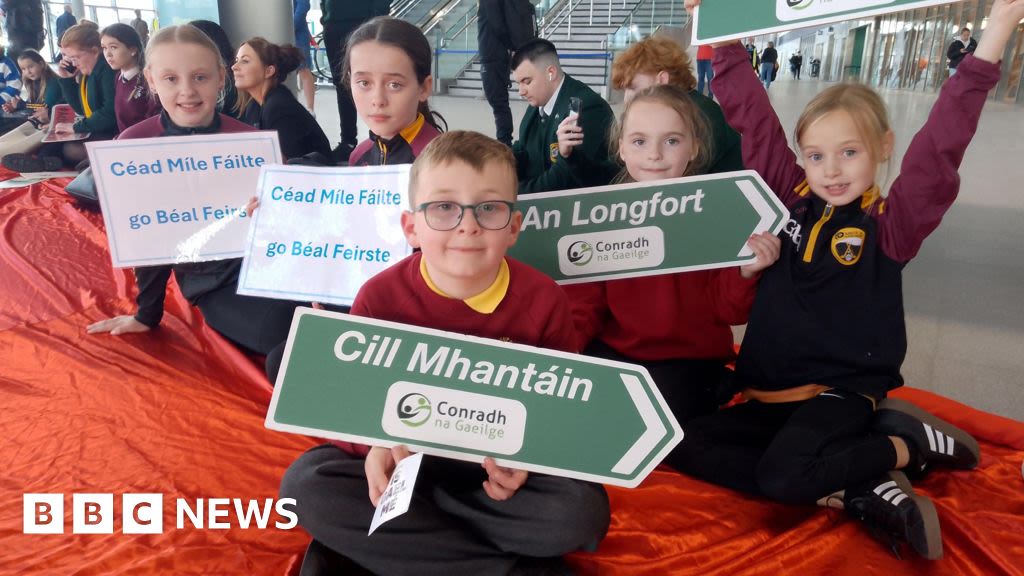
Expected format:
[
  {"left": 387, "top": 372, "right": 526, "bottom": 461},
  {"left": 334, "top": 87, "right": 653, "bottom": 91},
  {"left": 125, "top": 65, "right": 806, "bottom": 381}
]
[
  {"left": 342, "top": 16, "right": 445, "bottom": 132},
  {"left": 609, "top": 84, "right": 712, "bottom": 182},
  {"left": 408, "top": 131, "right": 517, "bottom": 207},
  {"left": 795, "top": 83, "right": 893, "bottom": 188},
  {"left": 61, "top": 23, "right": 101, "bottom": 50},
  {"left": 17, "top": 49, "right": 57, "bottom": 104},
  {"left": 611, "top": 36, "right": 697, "bottom": 93},
  {"left": 235, "top": 37, "right": 304, "bottom": 113}
]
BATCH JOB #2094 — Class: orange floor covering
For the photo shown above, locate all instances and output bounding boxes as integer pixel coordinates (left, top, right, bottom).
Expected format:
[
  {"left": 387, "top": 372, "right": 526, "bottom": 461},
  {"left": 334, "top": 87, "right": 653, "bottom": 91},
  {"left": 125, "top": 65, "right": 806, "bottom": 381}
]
[{"left": 1, "top": 174, "right": 1022, "bottom": 575}]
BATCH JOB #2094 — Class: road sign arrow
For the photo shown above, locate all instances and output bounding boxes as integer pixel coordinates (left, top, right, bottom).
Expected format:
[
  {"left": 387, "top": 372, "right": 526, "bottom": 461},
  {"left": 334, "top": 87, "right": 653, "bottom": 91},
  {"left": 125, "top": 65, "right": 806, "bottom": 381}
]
[
  {"left": 266, "top": 309, "right": 683, "bottom": 487},
  {"left": 509, "top": 170, "right": 789, "bottom": 284}
]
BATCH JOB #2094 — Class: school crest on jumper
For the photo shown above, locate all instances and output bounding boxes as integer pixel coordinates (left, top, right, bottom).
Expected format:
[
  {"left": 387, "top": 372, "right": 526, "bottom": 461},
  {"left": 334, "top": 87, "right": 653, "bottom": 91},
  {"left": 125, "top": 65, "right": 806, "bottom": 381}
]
[
  {"left": 831, "top": 227, "right": 865, "bottom": 265},
  {"left": 549, "top": 143, "right": 560, "bottom": 164}
]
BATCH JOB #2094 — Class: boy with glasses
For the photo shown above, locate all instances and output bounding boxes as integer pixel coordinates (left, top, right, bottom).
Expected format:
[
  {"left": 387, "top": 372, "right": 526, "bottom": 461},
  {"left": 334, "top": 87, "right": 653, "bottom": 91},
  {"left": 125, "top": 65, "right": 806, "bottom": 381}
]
[{"left": 281, "top": 130, "right": 610, "bottom": 576}]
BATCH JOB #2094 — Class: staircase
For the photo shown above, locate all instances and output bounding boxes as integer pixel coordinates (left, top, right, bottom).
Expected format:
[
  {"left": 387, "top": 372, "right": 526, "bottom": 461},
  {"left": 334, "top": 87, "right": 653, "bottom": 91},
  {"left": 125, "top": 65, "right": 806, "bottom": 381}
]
[{"left": 446, "top": 0, "right": 643, "bottom": 99}]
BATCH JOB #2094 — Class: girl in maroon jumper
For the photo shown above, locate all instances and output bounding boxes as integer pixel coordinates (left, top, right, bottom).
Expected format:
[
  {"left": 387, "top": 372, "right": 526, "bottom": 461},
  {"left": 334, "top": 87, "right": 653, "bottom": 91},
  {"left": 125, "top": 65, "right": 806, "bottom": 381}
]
[
  {"left": 101, "top": 23, "right": 160, "bottom": 132},
  {"left": 562, "top": 85, "right": 780, "bottom": 423},
  {"left": 675, "top": 0, "right": 1023, "bottom": 560}
]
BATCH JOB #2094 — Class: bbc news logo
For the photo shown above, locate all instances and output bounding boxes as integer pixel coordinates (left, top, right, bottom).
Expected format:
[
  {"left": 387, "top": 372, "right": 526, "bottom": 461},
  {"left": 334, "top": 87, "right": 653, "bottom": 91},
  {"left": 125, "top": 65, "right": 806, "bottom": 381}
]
[{"left": 23, "top": 494, "right": 298, "bottom": 534}]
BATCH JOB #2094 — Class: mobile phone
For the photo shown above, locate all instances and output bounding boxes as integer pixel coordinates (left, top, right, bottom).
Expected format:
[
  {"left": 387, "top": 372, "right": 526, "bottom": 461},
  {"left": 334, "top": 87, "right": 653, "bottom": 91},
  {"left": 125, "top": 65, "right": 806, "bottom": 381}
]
[
  {"left": 568, "top": 96, "right": 583, "bottom": 123},
  {"left": 61, "top": 59, "right": 77, "bottom": 74}
]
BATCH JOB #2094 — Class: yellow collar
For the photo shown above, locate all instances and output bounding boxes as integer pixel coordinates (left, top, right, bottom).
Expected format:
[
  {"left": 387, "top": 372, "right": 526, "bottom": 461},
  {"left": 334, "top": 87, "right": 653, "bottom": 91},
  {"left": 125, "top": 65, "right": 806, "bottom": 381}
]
[
  {"left": 419, "top": 257, "right": 510, "bottom": 314},
  {"left": 400, "top": 113, "right": 425, "bottom": 144}
]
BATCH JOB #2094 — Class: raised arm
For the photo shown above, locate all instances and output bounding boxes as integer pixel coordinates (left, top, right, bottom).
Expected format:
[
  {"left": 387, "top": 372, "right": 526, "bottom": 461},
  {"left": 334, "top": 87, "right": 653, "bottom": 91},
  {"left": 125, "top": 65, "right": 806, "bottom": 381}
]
[{"left": 710, "top": 43, "right": 806, "bottom": 207}]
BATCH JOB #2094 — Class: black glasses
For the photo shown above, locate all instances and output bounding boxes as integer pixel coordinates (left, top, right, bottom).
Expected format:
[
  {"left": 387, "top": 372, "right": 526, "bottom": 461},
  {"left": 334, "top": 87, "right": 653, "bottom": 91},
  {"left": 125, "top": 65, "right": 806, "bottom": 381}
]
[{"left": 415, "top": 201, "right": 515, "bottom": 231}]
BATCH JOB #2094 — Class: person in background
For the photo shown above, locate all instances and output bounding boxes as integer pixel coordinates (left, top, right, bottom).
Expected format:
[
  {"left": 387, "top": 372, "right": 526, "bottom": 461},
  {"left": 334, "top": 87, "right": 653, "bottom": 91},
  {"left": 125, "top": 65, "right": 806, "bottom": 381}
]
[
  {"left": 233, "top": 36, "right": 331, "bottom": 160},
  {"left": 55, "top": 3, "right": 76, "bottom": 47},
  {"left": 293, "top": 0, "right": 316, "bottom": 113},
  {"left": 477, "top": 0, "right": 536, "bottom": 146},
  {"left": 695, "top": 43, "right": 714, "bottom": 98},
  {"left": 759, "top": 41, "right": 778, "bottom": 90},
  {"left": 320, "top": 0, "right": 391, "bottom": 163},
  {"left": 101, "top": 23, "right": 160, "bottom": 132},
  {"left": 947, "top": 27, "right": 976, "bottom": 76},
  {"left": 0, "top": 45, "right": 22, "bottom": 105},
  {"left": 3, "top": 48, "right": 62, "bottom": 125},
  {"left": 130, "top": 9, "right": 149, "bottom": 47}
]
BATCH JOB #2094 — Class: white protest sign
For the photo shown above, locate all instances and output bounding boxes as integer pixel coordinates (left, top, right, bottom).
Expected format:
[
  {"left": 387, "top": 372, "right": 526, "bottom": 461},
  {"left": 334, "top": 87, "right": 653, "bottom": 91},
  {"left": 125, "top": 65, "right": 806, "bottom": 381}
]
[
  {"left": 368, "top": 452, "right": 423, "bottom": 535},
  {"left": 86, "top": 132, "right": 282, "bottom": 268},
  {"left": 237, "top": 164, "right": 412, "bottom": 306}
]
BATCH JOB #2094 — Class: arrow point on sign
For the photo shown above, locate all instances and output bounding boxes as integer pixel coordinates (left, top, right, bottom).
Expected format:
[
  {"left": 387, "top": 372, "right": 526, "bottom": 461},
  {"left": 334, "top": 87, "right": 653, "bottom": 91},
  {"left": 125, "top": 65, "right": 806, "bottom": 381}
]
[
  {"left": 612, "top": 373, "right": 668, "bottom": 476},
  {"left": 736, "top": 178, "right": 778, "bottom": 258}
]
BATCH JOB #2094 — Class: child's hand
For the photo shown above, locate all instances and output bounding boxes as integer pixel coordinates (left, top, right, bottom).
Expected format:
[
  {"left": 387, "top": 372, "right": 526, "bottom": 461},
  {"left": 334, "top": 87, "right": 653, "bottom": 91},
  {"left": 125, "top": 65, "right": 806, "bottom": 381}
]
[
  {"left": 365, "top": 445, "right": 411, "bottom": 506},
  {"left": 244, "top": 195, "right": 259, "bottom": 215},
  {"left": 87, "top": 315, "right": 151, "bottom": 335},
  {"left": 740, "top": 232, "right": 781, "bottom": 279},
  {"left": 975, "top": 0, "right": 1024, "bottom": 63},
  {"left": 55, "top": 122, "right": 75, "bottom": 134},
  {"left": 556, "top": 115, "right": 583, "bottom": 159},
  {"left": 57, "top": 58, "right": 75, "bottom": 78},
  {"left": 2, "top": 98, "right": 17, "bottom": 112},
  {"left": 481, "top": 457, "right": 528, "bottom": 501},
  {"left": 31, "top": 107, "right": 49, "bottom": 124}
]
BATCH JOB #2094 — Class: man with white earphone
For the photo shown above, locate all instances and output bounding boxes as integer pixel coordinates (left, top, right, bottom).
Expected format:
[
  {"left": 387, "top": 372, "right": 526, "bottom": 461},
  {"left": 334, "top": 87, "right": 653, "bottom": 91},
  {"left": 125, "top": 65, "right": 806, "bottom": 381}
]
[{"left": 510, "top": 38, "right": 617, "bottom": 194}]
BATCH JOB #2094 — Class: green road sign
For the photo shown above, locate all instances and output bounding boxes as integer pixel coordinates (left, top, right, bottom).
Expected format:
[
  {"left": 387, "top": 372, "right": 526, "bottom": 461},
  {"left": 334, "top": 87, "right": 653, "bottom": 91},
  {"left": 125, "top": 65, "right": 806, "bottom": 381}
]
[
  {"left": 693, "top": 0, "right": 957, "bottom": 43},
  {"left": 508, "top": 171, "right": 788, "bottom": 284},
  {"left": 266, "top": 309, "right": 683, "bottom": 488}
]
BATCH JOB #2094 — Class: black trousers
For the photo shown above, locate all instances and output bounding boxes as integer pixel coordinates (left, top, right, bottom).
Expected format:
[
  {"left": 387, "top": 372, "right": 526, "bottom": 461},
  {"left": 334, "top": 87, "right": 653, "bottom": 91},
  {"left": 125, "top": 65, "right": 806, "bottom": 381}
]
[
  {"left": 194, "top": 284, "right": 302, "bottom": 356},
  {"left": 322, "top": 20, "right": 360, "bottom": 147},
  {"left": 281, "top": 445, "right": 610, "bottom": 576},
  {"left": 667, "top": 389, "right": 898, "bottom": 504},
  {"left": 583, "top": 340, "right": 731, "bottom": 424},
  {"left": 480, "top": 55, "right": 513, "bottom": 145}
]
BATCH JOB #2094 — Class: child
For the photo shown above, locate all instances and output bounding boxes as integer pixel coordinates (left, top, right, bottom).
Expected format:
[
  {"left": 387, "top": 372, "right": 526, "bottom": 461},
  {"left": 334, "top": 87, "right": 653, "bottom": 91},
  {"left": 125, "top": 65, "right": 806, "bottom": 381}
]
[
  {"left": 673, "top": 0, "right": 1024, "bottom": 560},
  {"left": 610, "top": 36, "right": 743, "bottom": 177},
  {"left": 2, "top": 23, "right": 118, "bottom": 171},
  {"left": 342, "top": 16, "right": 444, "bottom": 166},
  {"left": 261, "top": 16, "right": 445, "bottom": 383},
  {"left": 0, "top": 45, "right": 22, "bottom": 107},
  {"left": 562, "top": 85, "right": 779, "bottom": 423},
  {"left": 280, "top": 131, "right": 610, "bottom": 575},
  {"left": 86, "top": 25, "right": 302, "bottom": 357},
  {"left": 232, "top": 37, "right": 331, "bottom": 160},
  {"left": 189, "top": 20, "right": 241, "bottom": 119},
  {"left": 100, "top": 23, "right": 160, "bottom": 132},
  {"left": 3, "top": 49, "right": 62, "bottom": 125}
]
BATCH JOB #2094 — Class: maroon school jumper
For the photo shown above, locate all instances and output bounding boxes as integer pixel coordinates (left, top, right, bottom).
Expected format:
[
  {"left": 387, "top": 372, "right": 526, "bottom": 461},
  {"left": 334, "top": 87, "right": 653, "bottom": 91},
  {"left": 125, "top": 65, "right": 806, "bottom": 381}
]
[{"left": 332, "top": 253, "right": 578, "bottom": 456}]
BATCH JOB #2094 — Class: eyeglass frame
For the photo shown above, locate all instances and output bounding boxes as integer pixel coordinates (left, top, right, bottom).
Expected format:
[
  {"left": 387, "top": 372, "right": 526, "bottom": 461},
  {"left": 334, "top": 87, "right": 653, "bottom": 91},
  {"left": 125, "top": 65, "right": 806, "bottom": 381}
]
[{"left": 414, "top": 200, "right": 516, "bottom": 231}]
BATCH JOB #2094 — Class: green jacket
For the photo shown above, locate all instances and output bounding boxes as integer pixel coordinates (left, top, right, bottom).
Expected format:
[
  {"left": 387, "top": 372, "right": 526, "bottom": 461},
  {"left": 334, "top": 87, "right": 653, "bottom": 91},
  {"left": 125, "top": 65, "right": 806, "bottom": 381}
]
[
  {"left": 690, "top": 91, "right": 744, "bottom": 173},
  {"left": 58, "top": 56, "right": 118, "bottom": 136},
  {"left": 513, "top": 73, "right": 617, "bottom": 194}
]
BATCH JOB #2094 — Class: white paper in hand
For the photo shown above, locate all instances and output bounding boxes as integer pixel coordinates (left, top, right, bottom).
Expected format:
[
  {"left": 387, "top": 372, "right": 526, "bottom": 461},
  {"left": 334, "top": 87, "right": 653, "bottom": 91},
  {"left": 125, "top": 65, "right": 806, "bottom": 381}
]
[{"left": 368, "top": 452, "right": 423, "bottom": 535}]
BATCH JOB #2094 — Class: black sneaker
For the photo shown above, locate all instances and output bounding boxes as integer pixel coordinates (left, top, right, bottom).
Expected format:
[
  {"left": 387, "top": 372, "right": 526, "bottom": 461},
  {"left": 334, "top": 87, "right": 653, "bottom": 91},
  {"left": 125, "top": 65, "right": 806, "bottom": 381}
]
[
  {"left": 873, "top": 398, "right": 980, "bottom": 471},
  {"left": 2, "top": 153, "right": 63, "bottom": 173},
  {"left": 845, "top": 471, "right": 942, "bottom": 560},
  {"left": 331, "top": 141, "right": 356, "bottom": 164}
]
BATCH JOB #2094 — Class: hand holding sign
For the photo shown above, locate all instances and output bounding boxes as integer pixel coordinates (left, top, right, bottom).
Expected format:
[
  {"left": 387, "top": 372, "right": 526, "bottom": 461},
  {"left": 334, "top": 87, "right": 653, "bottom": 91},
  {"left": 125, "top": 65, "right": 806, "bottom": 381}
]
[
  {"left": 366, "top": 445, "right": 413, "bottom": 506},
  {"left": 739, "top": 231, "right": 781, "bottom": 279},
  {"left": 482, "top": 457, "right": 528, "bottom": 501}
]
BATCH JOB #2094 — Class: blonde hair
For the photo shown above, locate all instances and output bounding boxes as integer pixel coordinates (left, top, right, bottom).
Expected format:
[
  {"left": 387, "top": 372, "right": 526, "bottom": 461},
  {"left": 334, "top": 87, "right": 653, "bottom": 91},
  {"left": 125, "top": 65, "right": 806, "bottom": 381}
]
[
  {"left": 609, "top": 84, "right": 712, "bottom": 183},
  {"left": 795, "top": 83, "right": 893, "bottom": 189},
  {"left": 145, "top": 24, "right": 225, "bottom": 76},
  {"left": 408, "top": 131, "right": 517, "bottom": 207},
  {"left": 611, "top": 36, "right": 696, "bottom": 93}
]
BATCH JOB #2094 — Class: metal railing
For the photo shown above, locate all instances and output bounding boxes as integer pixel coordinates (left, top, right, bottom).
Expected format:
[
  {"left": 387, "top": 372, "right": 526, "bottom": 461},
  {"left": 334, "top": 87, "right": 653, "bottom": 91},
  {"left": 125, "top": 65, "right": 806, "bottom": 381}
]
[{"left": 606, "top": 0, "right": 688, "bottom": 50}]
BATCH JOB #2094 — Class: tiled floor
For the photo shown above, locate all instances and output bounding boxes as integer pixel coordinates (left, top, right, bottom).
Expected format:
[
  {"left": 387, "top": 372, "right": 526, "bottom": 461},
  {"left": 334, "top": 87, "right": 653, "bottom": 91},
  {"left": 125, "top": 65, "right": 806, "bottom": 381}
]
[{"left": 306, "top": 76, "right": 1024, "bottom": 422}]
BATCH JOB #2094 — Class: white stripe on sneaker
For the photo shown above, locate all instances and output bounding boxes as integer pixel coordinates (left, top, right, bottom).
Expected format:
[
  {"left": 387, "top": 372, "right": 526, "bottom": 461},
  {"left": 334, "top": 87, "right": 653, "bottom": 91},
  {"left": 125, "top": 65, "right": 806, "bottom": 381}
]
[
  {"left": 881, "top": 487, "right": 902, "bottom": 502},
  {"left": 936, "top": 430, "right": 946, "bottom": 454},
  {"left": 874, "top": 480, "right": 898, "bottom": 496},
  {"left": 924, "top": 423, "right": 938, "bottom": 452},
  {"left": 946, "top": 437, "right": 955, "bottom": 456},
  {"left": 891, "top": 493, "right": 908, "bottom": 506}
]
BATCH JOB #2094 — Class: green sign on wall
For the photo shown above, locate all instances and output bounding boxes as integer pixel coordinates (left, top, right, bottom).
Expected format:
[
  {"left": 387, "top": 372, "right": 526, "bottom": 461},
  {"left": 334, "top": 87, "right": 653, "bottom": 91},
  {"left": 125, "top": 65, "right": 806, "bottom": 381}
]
[
  {"left": 693, "top": 0, "right": 961, "bottom": 43},
  {"left": 266, "top": 309, "right": 683, "bottom": 488},
  {"left": 508, "top": 171, "right": 788, "bottom": 284}
]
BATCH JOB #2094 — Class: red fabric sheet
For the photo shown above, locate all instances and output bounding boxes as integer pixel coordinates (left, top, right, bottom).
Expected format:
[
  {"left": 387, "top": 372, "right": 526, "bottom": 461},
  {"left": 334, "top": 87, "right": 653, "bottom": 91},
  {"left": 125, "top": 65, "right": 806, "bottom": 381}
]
[{"left": 2, "top": 174, "right": 1022, "bottom": 574}]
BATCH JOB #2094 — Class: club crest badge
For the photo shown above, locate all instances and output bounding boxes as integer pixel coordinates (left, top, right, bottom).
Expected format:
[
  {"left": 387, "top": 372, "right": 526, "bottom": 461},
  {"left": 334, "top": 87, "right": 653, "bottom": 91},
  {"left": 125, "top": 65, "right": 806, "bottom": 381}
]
[{"left": 831, "top": 227, "right": 866, "bottom": 265}]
